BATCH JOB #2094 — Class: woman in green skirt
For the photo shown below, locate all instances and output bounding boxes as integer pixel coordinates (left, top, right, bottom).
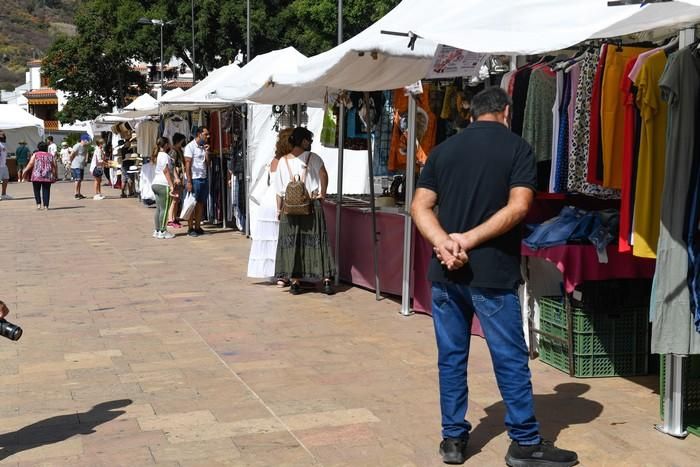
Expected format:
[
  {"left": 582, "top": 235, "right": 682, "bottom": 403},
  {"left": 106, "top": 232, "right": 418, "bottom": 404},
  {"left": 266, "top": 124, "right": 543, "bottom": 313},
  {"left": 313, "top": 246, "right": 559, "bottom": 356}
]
[{"left": 274, "top": 127, "right": 335, "bottom": 295}]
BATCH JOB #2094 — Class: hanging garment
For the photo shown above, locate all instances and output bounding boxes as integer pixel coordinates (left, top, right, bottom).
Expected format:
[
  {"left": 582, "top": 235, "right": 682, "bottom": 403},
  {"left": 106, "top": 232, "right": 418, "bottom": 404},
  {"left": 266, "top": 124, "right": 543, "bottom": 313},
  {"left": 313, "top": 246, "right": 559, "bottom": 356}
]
[
  {"left": 549, "top": 70, "right": 565, "bottom": 192},
  {"left": 586, "top": 44, "right": 608, "bottom": 185},
  {"left": 600, "top": 46, "right": 650, "bottom": 189},
  {"left": 522, "top": 66, "right": 556, "bottom": 163},
  {"left": 618, "top": 57, "right": 640, "bottom": 254},
  {"left": 373, "top": 91, "right": 394, "bottom": 176},
  {"left": 553, "top": 69, "right": 575, "bottom": 193},
  {"left": 651, "top": 47, "right": 700, "bottom": 355},
  {"left": 631, "top": 50, "right": 668, "bottom": 259},
  {"left": 388, "top": 85, "right": 437, "bottom": 171},
  {"left": 510, "top": 67, "right": 534, "bottom": 135},
  {"left": 567, "top": 49, "right": 619, "bottom": 199},
  {"left": 163, "top": 116, "right": 190, "bottom": 141},
  {"left": 136, "top": 121, "right": 159, "bottom": 158}
]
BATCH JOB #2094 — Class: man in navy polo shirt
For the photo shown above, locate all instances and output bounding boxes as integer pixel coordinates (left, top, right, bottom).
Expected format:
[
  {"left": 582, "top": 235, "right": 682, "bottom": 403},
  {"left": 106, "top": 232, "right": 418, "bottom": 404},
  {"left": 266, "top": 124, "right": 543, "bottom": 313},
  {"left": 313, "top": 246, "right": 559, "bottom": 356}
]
[{"left": 412, "top": 87, "right": 577, "bottom": 467}]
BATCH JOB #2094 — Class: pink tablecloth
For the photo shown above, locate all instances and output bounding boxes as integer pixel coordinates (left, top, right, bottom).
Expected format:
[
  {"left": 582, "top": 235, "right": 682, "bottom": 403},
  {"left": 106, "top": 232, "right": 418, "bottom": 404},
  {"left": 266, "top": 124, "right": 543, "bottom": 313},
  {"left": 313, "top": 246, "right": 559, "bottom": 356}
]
[
  {"left": 323, "top": 201, "right": 483, "bottom": 336},
  {"left": 521, "top": 244, "right": 656, "bottom": 293}
]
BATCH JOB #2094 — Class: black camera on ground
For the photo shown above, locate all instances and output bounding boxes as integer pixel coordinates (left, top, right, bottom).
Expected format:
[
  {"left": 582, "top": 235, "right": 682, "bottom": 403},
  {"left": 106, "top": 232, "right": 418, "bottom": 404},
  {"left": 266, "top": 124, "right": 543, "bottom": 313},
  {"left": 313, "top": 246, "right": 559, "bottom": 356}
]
[{"left": 0, "top": 319, "right": 23, "bottom": 341}]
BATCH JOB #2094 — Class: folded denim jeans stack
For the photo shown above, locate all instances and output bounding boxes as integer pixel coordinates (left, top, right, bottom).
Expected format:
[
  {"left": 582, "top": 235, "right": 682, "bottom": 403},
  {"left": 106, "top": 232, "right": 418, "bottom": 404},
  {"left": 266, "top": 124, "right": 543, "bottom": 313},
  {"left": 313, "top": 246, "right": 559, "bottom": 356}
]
[{"left": 523, "top": 206, "right": 620, "bottom": 263}]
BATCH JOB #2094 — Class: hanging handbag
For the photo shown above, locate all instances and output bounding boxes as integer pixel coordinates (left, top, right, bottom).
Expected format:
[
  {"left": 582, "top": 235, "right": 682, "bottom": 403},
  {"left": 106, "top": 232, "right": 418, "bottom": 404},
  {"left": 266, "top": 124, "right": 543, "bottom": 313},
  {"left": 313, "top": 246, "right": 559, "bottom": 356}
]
[
  {"left": 283, "top": 155, "right": 312, "bottom": 216},
  {"left": 320, "top": 95, "right": 338, "bottom": 148}
]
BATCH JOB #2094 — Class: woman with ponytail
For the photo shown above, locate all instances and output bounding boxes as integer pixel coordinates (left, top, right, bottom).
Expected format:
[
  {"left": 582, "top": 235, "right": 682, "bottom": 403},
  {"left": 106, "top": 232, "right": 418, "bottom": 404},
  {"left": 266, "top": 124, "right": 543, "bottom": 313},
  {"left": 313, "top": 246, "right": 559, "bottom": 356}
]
[{"left": 150, "top": 137, "right": 178, "bottom": 239}]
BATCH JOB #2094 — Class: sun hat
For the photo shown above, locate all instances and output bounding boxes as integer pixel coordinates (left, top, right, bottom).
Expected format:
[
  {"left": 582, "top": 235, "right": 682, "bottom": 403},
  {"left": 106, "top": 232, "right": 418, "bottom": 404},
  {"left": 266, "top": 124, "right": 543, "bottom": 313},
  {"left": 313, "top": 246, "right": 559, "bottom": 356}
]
[{"left": 80, "top": 134, "right": 91, "bottom": 142}]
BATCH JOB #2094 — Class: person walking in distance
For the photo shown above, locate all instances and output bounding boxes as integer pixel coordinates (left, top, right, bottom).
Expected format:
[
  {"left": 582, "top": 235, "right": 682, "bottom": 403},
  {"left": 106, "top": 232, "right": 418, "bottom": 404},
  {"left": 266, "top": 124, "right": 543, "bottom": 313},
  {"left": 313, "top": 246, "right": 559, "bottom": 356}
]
[
  {"left": 411, "top": 87, "right": 577, "bottom": 467},
  {"left": 90, "top": 137, "right": 106, "bottom": 200},
  {"left": 0, "top": 131, "right": 12, "bottom": 200},
  {"left": 167, "top": 133, "right": 186, "bottom": 228},
  {"left": 22, "top": 141, "right": 57, "bottom": 210},
  {"left": 15, "top": 140, "right": 30, "bottom": 183},
  {"left": 151, "top": 137, "right": 178, "bottom": 239},
  {"left": 70, "top": 134, "right": 90, "bottom": 199},
  {"left": 47, "top": 136, "right": 58, "bottom": 162},
  {"left": 184, "top": 127, "right": 210, "bottom": 237},
  {"left": 59, "top": 141, "right": 71, "bottom": 180}
]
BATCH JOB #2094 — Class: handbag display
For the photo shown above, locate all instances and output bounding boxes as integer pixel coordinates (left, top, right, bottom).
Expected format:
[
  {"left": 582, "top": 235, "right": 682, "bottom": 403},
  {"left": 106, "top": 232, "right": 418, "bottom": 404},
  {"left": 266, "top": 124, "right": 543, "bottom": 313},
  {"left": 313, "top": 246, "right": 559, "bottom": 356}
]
[{"left": 283, "top": 155, "right": 311, "bottom": 216}]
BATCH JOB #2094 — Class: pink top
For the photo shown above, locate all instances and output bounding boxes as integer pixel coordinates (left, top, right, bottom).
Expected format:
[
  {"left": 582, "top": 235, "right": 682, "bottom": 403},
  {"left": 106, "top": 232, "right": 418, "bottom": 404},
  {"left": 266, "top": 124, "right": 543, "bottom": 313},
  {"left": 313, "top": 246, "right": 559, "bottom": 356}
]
[{"left": 30, "top": 151, "right": 55, "bottom": 183}]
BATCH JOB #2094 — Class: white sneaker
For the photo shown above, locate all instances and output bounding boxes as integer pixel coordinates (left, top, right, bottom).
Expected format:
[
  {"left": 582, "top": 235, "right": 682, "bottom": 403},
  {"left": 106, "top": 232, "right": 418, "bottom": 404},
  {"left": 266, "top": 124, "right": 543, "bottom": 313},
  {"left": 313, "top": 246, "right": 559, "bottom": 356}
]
[
  {"left": 152, "top": 230, "right": 159, "bottom": 238},
  {"left": 1, "top": 194, "right": 12, "bottom": 200},
  {"left": 93, "top": 194, "right": 103, "bottom": 200},
  {"left": 160, "top": 231, "right": 175, "bottom": 239}
]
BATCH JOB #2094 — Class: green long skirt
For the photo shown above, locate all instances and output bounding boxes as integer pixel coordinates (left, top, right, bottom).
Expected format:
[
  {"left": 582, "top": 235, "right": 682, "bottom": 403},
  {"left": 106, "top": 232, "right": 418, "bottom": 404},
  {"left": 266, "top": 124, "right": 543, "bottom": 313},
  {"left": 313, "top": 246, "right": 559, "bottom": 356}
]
[{"left": 275, "top": 200, "right": 336, "bottom": 279}]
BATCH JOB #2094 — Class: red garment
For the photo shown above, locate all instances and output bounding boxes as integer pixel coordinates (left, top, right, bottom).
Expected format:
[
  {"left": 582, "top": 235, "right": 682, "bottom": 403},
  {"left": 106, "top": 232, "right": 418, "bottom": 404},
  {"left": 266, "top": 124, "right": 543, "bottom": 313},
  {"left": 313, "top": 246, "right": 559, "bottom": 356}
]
[
  {"left": 521, "top": 244, "right": 655, "bottom": 293},
  {"left": 586, "top": 45, "right": 607, "bottom": 185},
  {"left": 618, "top": 57, "right": 639, "bottom": 253}
]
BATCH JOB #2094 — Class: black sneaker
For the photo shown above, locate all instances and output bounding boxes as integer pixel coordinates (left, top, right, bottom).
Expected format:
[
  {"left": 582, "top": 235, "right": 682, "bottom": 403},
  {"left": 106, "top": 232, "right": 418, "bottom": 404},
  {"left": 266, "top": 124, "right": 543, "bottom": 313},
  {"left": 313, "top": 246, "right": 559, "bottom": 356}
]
[
  {"left": 74, "top": 194, "right": 80, "bottom": 199},
  {"left": 322, "top": 280, "right": 335, "bottom": 295},
  {"left": 120, "top": 193, "right": 127, "bottom": 198},
  {"left": 290, "top": 282, "right": 301, "bottom": 295},
  {"left": 77, "top": 194, "right": 86, "bottom": 199},
  {"left": 188, "top": 229, "right": 199, "bottom": 237},
  {"left": 195, "top": 228, "right": 205, "bottom": 235},
  {"left": 505, "top": 440, "right": 578, "bottom": 467},
  {"left": 439, "top": 438, "right": 468, "bottom": 465}
]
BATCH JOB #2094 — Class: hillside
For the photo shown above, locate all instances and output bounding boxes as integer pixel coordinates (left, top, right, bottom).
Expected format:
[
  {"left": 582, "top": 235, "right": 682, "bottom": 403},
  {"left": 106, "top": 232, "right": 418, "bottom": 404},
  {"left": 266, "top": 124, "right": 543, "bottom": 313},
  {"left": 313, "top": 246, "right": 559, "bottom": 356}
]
[{"left": 0, "top": 0, "right": 77, "bottom": 90}]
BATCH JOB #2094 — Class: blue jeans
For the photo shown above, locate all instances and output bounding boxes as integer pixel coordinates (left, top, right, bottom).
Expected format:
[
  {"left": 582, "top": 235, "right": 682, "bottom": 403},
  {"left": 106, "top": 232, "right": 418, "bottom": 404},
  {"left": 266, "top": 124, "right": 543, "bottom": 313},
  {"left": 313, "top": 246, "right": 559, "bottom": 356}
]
[
  {"left": 192, "top": 178, "right": 209, "bottom": 203},
  {"left": 431, "top": 282, "right": 540, "bottom": 444}
]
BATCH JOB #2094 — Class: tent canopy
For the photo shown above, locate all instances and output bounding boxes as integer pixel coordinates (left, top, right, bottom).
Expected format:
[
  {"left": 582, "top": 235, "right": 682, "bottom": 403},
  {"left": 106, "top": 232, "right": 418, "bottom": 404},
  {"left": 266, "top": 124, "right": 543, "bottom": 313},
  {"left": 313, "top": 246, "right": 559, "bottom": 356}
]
[
  {"left": 0, "top": 104, "right": 44, "bottom": 151},
  {"left": 109, "top": 88, "right": 186, "bottom": 120},
  {"left": 384, "top": 0, "right": 700, "bottom": 56},
  {"left": 124, "top": 93, "right": 158, "bottom": 111},
  {"left": 245, "top": 2, "right": 437, "bottom": 104},
  {"left": 161, "top": 63, "right": 241, "bottom": 111},
  {"left": 217, "top": 47, "right": 309, "bottom": 103},
  {"left": 0, "top": 104, "right": 44, "bottom": 131}
]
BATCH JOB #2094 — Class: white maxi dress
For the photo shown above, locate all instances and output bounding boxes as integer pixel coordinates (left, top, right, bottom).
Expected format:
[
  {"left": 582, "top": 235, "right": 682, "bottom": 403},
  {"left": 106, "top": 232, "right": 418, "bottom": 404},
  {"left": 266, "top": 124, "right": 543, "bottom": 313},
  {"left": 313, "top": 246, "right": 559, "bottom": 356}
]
[{"left": 247, "top": 165, "right": 280, "bottom": 278}]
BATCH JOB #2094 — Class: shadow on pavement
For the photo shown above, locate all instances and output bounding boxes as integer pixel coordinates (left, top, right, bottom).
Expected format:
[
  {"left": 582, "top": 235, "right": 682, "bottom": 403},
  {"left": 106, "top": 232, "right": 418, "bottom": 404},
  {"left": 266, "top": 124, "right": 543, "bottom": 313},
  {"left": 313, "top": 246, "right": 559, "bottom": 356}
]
[
  {"left": 0, "top": 399, "right": 132, "bottom": 461},
  {"left": 47, "top": 206, "right": 84, "bottom": 211},
  {"left": 467, "top": 383, "right": 603, "bottom": 457}
]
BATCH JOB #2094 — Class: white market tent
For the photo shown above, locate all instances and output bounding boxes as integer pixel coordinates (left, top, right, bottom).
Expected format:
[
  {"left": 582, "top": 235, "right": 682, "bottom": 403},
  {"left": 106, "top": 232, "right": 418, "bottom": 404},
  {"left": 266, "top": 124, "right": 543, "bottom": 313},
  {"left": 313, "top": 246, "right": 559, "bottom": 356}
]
[
  {"left": 0, "top": 104, "right": 44, "bottom": 151},
  {"left": 111, "top": 88, "right": 186, "bottom": 120},
  {"left": 381, "top": 0, "right": 700, "bottom": 55},
  {"left": 123, "top": 93, "right": 158, "bottom": 111},
  {"left": 160, "top": 63, "right": 242, "bottom": 111}
]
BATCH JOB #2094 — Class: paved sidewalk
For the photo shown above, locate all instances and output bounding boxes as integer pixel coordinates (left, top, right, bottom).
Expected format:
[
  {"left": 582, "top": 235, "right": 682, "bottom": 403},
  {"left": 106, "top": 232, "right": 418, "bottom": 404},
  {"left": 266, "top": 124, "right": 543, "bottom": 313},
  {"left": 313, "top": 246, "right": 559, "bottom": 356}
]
[{"left": 1, "top": 181, "right": 699, "bottom": 466}]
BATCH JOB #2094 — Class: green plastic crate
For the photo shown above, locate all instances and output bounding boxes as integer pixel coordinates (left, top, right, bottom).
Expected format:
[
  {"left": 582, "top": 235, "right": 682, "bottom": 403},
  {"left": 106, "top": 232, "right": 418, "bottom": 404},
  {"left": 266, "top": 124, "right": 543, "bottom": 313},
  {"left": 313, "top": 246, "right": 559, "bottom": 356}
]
[
  {"left": 660, "top": 355, "right": 700, "bottom": 437},
  {"left": 537, "top": 297, "right": 649, "bottom": 377}
]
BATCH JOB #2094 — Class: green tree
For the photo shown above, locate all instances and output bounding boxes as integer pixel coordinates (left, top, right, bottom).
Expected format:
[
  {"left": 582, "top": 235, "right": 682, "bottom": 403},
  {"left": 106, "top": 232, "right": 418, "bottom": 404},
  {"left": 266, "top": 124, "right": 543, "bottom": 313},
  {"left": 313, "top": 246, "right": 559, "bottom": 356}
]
[{"left": 44, "top": 0, "right": 401, "bottom": 122}]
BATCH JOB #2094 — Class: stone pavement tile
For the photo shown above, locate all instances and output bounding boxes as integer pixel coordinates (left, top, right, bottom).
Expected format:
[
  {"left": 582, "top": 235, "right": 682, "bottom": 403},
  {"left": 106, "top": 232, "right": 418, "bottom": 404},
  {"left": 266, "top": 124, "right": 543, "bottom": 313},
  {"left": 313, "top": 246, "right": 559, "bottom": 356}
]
[
  {"left": 231, "top": 431, "right": 317, "bottom": 467},
  {"left": 163, "top": 417, "right": 285, "bottom": 444},
  {"left": 149, "top": 437, "right": 240, "bottom": 464},
  {"left": 0, "top": 438, "right": 83, "bottom": 464}
]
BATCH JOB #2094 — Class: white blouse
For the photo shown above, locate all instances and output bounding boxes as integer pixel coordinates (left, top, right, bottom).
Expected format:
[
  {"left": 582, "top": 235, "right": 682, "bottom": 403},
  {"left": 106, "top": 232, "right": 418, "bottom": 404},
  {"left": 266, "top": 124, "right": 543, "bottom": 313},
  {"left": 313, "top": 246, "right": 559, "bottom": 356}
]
[{"left": 273, "top": 152, "right": 324, "bottom": 197}]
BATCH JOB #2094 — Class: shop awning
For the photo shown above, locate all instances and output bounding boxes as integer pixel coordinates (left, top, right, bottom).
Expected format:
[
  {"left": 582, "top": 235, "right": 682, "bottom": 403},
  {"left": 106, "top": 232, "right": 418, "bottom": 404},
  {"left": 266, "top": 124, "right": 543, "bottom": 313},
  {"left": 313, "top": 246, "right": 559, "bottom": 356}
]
[{"left": 382, "top": 0, "right": 700, "bottom": 56}]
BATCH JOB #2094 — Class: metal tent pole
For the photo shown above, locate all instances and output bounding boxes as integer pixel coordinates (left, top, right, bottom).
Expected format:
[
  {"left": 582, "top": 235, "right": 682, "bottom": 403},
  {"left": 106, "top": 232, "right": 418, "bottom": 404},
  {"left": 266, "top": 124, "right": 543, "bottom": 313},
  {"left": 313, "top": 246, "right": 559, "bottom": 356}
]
[
  {"left": 400, "top": 93, "right": 417, "bottom": 316},
  {"left": 364, "top": 92, "right": 381, "bottom": 300},
  {"left": 654, "top": 26, "right": 694, "bottom": 439},
  {"left": 218, "top": 109, "right": 226, "bottom": 228},
  {"left": 244, "top": 105, "right": 251, "bottom": 236},
  {"left": 334, "top": 102, "right": 345, "bottom": 286}
]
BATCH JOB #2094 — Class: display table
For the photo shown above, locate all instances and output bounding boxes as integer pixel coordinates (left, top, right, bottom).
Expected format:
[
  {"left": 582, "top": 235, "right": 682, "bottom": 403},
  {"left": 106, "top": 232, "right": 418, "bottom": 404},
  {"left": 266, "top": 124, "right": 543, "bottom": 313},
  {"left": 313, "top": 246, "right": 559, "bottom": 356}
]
[
  {"left": 521, "top": 244, "right": 656, "bottom": 293},
  {"left": 323, "top": 200, "right": 483, "bottom": 336}
]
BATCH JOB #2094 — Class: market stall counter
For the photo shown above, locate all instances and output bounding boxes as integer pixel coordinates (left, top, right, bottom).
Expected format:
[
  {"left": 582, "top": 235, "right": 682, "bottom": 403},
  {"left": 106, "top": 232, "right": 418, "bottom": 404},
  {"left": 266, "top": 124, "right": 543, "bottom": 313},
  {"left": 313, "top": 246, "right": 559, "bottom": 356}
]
[{"left": 322, "top": 198, "right": 484, "bottom": 337}]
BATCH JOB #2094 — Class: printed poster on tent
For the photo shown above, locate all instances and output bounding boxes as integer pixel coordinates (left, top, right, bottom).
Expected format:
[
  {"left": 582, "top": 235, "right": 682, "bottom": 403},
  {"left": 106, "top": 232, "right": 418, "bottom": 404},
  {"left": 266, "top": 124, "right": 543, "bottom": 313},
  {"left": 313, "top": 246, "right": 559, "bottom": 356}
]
[{"left": 427, "top": 45, "right": 486, "bottom": 79}]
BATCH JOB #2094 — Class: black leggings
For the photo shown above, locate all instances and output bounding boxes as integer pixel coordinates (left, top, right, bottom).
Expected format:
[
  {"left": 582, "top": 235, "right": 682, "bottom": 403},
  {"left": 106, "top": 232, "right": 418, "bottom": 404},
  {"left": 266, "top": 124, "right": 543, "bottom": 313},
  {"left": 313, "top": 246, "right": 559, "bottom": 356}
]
[{"left": 32, "top": 182, "right": 52, "bottom": 207}]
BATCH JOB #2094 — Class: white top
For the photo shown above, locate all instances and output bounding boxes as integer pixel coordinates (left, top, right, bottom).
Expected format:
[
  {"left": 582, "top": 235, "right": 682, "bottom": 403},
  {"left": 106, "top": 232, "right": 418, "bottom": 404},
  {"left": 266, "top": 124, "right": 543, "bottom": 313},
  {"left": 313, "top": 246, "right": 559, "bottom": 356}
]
[
  {"left": 48, "top": 143, "right": 57, "bottom": 157},
  {"left": 184, "top": 139, "right": 207, "bottom": 179},
  {"left": 90, "top": 147, "right": 103, "bottom": 171},
  {"left": 0, "top": 142, "right": 6, "bottom": 168},
  {"left": 152, "top": 151, "right": 170, "bottom": 186},
  {"left": 273, "top": 152, "right": 324, "bottom": 197},
  {"left": 60, "top": 148, "right": 71, "bottom": 164}
]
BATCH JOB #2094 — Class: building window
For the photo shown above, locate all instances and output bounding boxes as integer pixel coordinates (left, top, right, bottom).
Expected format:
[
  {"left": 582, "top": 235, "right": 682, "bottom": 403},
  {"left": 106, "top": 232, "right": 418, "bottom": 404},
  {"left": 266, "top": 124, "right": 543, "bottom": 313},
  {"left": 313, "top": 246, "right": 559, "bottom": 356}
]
[{"left": 41, "top": 75, "right": 50, "bottom": 88}]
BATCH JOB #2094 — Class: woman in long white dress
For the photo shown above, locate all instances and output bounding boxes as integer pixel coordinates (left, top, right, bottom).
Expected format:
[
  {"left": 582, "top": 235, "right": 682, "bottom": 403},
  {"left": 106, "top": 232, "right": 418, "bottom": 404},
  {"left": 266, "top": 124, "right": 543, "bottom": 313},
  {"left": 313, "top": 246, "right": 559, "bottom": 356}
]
[{"left": 247, "top": 128, "right": 294, "bottom": 283}]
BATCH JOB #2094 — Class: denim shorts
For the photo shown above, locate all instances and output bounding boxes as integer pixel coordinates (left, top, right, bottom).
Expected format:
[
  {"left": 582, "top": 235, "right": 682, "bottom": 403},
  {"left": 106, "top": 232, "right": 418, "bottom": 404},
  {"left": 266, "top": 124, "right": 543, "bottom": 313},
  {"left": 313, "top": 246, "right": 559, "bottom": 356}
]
[
  {"left": 71, "top": 168, "right": 84, "bottom": 181},
  {"left": 192, "top": 178, "right": 208, "bottom": 203}
]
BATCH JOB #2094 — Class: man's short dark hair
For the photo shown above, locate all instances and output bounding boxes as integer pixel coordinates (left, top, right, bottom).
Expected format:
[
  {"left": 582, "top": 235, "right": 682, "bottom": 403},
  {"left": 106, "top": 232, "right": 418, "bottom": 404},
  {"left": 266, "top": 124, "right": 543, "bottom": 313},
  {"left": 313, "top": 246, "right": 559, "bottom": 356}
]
[
  {"left": 194, "top": 126, "right": 208, "bottom": 137},
  {"left": 172, "top": 132, "right": 186, "bottom": 146},
  {"left": 47, "top": 136, "right": 53, "bottom": 142},
  {"left": 37, "top": 141, "right": 48, "bottom": 152},
  {"left": 471, "top": 87, "right": 512, "bottom": 119}
]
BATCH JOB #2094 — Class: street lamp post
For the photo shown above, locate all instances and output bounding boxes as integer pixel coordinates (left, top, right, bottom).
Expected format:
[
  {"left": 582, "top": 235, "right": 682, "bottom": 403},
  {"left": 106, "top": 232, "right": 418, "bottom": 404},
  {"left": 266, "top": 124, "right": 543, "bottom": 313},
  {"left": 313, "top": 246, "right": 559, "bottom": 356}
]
[{"left": 138, "top": 18, "right": 176, "bottom": 98}]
